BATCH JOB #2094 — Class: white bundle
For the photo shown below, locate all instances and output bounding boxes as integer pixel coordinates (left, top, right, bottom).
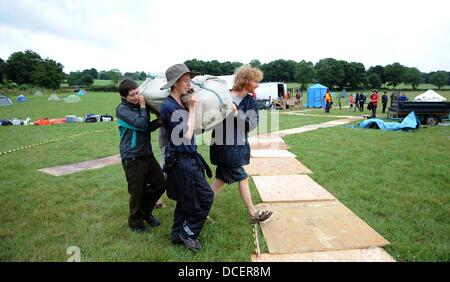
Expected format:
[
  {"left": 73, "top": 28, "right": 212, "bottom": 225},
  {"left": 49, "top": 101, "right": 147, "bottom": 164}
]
[{"left": 139, "top": 75, "right": 234, "bottom": 132}]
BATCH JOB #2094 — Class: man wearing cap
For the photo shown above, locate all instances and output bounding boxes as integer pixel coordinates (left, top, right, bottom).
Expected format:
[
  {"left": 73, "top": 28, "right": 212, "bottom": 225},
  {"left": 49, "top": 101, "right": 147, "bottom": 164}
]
[
  {"left": 159, "top": 64, "right": 214, "bottom": 252},
  {"left": 116, "top": 78, "right": 166, "bottom": 234}
]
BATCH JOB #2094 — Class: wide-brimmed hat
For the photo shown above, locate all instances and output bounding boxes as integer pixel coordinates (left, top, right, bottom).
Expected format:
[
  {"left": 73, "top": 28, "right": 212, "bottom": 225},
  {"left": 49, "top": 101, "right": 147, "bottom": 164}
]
[{"left": 160, "top": 64, "right": 192, "bottom": 90}]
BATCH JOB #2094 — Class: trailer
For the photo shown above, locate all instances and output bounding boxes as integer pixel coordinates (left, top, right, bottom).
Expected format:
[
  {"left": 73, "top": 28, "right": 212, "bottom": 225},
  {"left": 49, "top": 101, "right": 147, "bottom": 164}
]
[{"left": 388, "top": 94, "right": 449, "bottom": 126}]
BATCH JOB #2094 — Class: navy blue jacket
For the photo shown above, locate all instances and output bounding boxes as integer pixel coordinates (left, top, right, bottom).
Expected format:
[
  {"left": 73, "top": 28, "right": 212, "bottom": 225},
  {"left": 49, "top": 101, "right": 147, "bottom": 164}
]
[
  {"left": 116, "top": 99, "right": 160, "bottom": 160},
  {"left": 210, "top": 94, "right": 259, "bottom": 167}
]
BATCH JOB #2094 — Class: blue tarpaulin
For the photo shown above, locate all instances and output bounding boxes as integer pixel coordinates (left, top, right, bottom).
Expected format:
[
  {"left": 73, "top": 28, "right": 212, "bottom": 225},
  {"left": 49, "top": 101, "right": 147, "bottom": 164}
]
[{"left": 358, "top": 111, "right": 420, "bottom": 131}]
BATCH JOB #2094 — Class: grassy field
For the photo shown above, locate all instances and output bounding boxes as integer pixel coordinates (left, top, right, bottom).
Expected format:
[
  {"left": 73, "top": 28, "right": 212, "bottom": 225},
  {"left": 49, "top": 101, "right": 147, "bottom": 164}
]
[
  {"left": 0, "top": 91, "right": 449, "bottom": 261},
  {"left": 283, "top": 125, "right": 450, "bottom": 262}
]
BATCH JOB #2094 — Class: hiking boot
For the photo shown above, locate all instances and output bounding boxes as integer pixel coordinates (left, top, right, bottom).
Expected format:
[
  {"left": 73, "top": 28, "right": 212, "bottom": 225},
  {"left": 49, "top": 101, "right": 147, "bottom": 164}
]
[
  {"left": 130, "top": 226, "right": 149, "bottom": 234},
  {"left": 178, "top": 233, "right": 202, "bottom": 252},
  {"left": 145, "top": 215, "right": 160, "bottom": 227},
  {"left": 171, "top": 236, "right": 183, "bottom": 245}
]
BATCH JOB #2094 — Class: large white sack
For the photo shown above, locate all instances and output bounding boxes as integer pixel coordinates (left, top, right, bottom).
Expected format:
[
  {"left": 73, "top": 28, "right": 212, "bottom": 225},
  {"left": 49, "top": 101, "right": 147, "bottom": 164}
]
[{"left": 139, "top": 75, "right": 234, "bottom": 132}]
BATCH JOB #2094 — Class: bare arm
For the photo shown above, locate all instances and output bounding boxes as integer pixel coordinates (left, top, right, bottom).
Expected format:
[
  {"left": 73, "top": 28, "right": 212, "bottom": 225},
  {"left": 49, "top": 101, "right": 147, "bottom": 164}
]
[{"left": 183, "top": 95, "right": 198, "bottom": 140}]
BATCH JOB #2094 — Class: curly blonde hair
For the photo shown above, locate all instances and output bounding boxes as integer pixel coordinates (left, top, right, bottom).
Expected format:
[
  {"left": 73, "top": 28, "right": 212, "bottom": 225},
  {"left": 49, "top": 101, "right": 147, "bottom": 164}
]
[{"left": 233, "top": 65, "right": 264, "bottom": 91}]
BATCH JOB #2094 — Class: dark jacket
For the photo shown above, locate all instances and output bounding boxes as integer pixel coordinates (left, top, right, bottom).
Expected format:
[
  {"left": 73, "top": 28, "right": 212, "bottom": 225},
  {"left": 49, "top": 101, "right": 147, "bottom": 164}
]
[
  {"left": 210, "top": 94, "right": 259, "bottom": 167},
  {"left": 116, "top": 99, "right": 160, "bottom": 160}
]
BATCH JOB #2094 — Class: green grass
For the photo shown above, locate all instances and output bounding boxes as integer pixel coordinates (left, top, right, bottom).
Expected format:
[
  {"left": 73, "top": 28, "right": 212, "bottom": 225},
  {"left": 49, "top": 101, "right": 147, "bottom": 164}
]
[
  {"left": 283, "top": 125, "right": 450, "bottom": 262},
  {"left": 1, "top": 90, "right": 449, "bottom": 261}
]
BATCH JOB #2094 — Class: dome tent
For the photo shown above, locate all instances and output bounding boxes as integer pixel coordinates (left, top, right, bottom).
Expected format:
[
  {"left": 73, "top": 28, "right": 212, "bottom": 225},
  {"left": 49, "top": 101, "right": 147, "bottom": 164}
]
[
  {"left": 0, "top": 93, "right": 13, "bottom": 106},
  {"left": 306, "top": 84, "right": 328, "bottom": 108},
  {"left": 77, "top": 89, "right": 87, "bottom": 96},
  {"left": 34, "top": 90, "right": 43, "bottom": 96},
  {"left": 16, "top": 95, "right": 27, "bottom": 102},
  {"left": 48, "top": 93, "right": 61, "bottom": 101},
  {"left": 338, "top": 89, "right": 348, "bottom": 98},
  {"left": 64, "top": 95, "right": 81, "bottom": 103}
]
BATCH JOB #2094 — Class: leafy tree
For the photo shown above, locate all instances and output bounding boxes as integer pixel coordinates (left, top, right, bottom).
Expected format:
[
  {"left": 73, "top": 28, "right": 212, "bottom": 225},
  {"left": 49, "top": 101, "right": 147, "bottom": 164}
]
[
  {"left": 367, "top": 65, "right": 385, "bottom": 85},
  {"left": 108, "top": 69, "right": 123, "bottom": 85},
  {"left": 261, "top": 59, "right": 297, "bottom": 82},
  {"left": 368, "top": 73, "right": 382, "bottom": 89},
  {"left": 0, "top": 57, "right": 6, "bottom": 84},
  {"left": 402, "top": 67, "right": 422, "bottom": 90},
  {"left": 185, "top": 59, "right": 207, "bottom": 75},
  {"left": 139, "top": 71, "right": 147, "bottom": 80},
  {"left": 343, "top": 62, "right": 367, "bottom": 90},
  {"left": 249, "top": 59, "right": 262, "bottom": 68},
  {"left": 314, "top": 58, "right": 345, "bottom": 89},
  {"left": 67, "top": 71, "right": 94, "bottom": 87},
  {"left": 294, "top": 60, "right": 316, "bottom": 90},
  {"left": 384, "top": 63, "right": 406, "bottom": 88},
  {"left": 31, "top": 59, "right": 65, "bottom": 89},
  {"left": 87, "top": 68, "right": 98, "bottom": 79},
  {"left": 99, "top": 70, "right": 109, "bottom": 80},
  {"left": 430, "top": 71, "right": 449, "bottom": 90},
  {"left": 6, "top": 50, "right": 42, "bottom": 84}
]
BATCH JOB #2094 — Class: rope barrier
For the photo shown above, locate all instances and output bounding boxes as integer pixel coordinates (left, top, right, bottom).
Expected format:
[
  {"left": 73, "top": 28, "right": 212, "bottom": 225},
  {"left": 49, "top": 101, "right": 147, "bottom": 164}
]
[
  {"left": 252, "top": 223, "right": 261, "bottom": 260},
  {"left": 0, "top": 128, "right": 114, "bottom": 157}
]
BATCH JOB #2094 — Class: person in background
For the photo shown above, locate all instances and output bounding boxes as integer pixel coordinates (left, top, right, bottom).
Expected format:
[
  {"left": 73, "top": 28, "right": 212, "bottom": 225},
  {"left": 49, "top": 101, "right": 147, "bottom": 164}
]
[
  {"left": 381, "top": 91, "right": 388, "bottom": 114},
  {"left": 324, "top": 89, "right": 332, "bottom": 113},
  {"left": 349, "top": 93, "right": 354, "bottom": 111},
  {"left": 370, "top": 89, "right": 379, "bottom": 118},
  {"left": 354, "top": 93, "right": 360, "bottom": 112},
  {"left": 359, "top": 93, "right": 366, "bottom": 112}
]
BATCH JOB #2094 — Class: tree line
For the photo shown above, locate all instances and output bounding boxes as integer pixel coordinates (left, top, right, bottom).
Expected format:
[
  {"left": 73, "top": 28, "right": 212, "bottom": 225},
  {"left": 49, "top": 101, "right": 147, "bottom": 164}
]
[
  {"left": 0, "top": 50, "right": 149, "bottom": 89},
  {"left": 185, "top": 58, "right": 450, "bottom": 90},
  {"left": 1, "top": 49, "right": 449, "bottom": 90}
]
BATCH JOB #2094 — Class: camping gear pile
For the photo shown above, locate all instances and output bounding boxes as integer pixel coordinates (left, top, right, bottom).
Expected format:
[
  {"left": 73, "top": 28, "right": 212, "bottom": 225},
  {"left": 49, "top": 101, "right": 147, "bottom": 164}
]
[
  {"left": 139, "top": 74, "right": 234, "bottom": 132},
  {"left": 1, "top": 114, "right": 114, "bottom": 126}
]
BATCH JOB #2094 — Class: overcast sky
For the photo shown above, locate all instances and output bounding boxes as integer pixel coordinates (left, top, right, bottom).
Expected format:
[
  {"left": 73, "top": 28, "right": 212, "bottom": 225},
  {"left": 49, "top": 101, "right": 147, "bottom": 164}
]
[{"left": 1, "top": 0, "right": 449, "bottom": 74}]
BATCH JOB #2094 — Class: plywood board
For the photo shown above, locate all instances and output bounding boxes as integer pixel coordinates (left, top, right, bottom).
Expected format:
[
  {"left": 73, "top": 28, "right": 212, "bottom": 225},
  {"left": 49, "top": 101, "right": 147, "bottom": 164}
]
[
  {"left": 38, "top": 155, "right": 121, "bottom": 176},
  {"left": 255, "top": 201, "right": 390, "bottom": 254},
  {"left": 244, "top": 158, "right": 312, "bottom": 176},
  {"left": 250, "top": 142, "right": 290, "bottom": 150},
  {"left": 251, "top": 247, "right": 395, "bottom": 262},
  {"left": 251, "top": 149, "right": 296, "bottom": 158},
  {"left": 252, "top": 175, "right": 335, "bottom": 203},
  {"left": 248, "top": 136, "right": 284, "bottom": 144}
]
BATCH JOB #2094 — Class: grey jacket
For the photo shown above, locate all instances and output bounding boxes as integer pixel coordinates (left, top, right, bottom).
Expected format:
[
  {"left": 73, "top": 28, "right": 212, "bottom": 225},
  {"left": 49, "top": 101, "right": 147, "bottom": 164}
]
[{"left": 116, "top": 99, "right": 160, "bottom": 160}]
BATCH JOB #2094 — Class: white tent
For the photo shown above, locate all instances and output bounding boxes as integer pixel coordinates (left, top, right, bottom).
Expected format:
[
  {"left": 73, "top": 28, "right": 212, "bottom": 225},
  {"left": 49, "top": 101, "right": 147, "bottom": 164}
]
[
  {"left": 48, "top": 93, "right": 61, "bottom": 101},
  {"left": 34, "top": 90, "right": 43, "bottom": 96},
  {"left": 413, "top": 90, "right": 446, "bottom": 102},
  {"left": 64, "top": 95, "right": 81, "bottom": 103}
]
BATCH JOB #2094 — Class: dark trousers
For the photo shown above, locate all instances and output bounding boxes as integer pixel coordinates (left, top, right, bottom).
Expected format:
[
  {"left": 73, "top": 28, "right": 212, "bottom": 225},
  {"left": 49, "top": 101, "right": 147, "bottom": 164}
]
[
  {"left": 371, "top": 104, "right": 377, "bottom": 118},
  {"left": 170, "top": 158, "right": 214, "bottom": 241},
  {"left": 382, "top": 102, "right": 387, "bottom": 113},
  {"left": 122, "top": 154, "right": 166, "bottom": 229},
  {"left": 360, "top": 102, "right": 364, "bottom": 111},
  {"left": 325, "top": 102, "right": 331, "bottom": 113}
]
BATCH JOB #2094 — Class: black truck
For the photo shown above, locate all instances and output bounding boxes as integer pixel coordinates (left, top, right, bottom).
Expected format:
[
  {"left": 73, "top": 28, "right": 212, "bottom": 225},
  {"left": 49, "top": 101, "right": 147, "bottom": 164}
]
[{"left": 388, "top": 92, "right": 450, "bottom": 125}]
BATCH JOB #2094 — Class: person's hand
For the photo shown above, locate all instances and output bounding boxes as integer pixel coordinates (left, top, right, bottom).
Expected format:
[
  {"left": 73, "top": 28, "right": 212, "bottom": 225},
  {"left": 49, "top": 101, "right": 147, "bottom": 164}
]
[
  {"left": 231, "top": 103, "right": 238, "bottom": 117},
  {"left": 187, "top": 95, "right": 198, "bottom": 110},
  {"left": 138, "top": 95, "right": 146, "bottom": 108}
]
